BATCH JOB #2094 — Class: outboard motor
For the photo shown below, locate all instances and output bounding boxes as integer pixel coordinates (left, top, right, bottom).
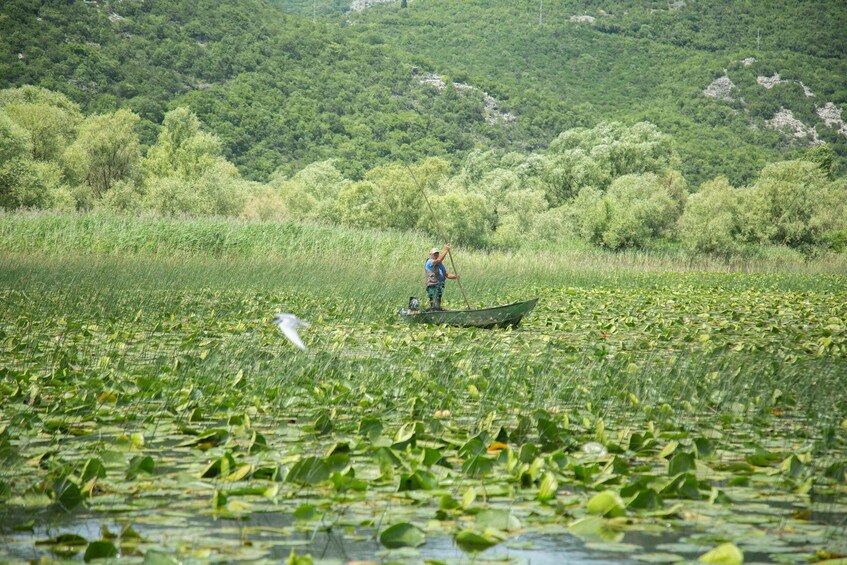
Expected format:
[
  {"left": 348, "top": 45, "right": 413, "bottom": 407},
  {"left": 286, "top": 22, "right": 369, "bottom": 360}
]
[{"left": 409, "top": 296, "right": 420, "bottom": 311}]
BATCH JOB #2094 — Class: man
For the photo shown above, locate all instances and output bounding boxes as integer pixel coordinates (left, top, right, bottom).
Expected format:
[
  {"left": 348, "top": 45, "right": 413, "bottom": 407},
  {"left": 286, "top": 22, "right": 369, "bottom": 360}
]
[{"left": 425, "top": 243, "right": 458, "bottom": 310}]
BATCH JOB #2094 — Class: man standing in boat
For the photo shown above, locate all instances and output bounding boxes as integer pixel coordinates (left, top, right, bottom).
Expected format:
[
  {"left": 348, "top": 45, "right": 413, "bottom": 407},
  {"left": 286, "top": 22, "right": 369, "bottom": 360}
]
[{"left": 425, "top": 244, "right": 458, "bottom": 311}]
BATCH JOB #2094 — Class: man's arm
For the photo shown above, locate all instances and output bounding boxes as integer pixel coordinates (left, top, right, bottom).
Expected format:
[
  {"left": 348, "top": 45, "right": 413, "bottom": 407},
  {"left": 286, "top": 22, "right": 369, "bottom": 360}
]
[{"left": 433, "top": 243, "right": 451, "bottom": 266}]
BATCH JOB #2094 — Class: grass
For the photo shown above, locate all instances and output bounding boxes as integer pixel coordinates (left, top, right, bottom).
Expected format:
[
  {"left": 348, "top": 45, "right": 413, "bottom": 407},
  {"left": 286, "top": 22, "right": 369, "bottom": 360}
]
[{"left": 1, "top": 210, "right": 846, "bottom": 563}]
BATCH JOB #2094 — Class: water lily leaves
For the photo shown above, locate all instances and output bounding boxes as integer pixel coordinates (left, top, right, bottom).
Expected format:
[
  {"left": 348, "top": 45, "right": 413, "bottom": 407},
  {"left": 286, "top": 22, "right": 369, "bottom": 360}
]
[
  {"left": 248, "top": 431, "right": 268, "bottom": 454},
  {"left": 459, "top": 434, "right": 489, "bottom": 458},
  {"left": 379, "top": 522, "right": 426, "bottom": 549},
  {"left": 311, "top": 410, "right": 332, "bottom": 436},
  {"left": 393, "top": 421, "right": 422, "bottom": 450},
  {"left": 568, "top": 516, "right": 625, "bottom": 543},
  {"left": 694, "top": 437, "right": 716, "bottom": 458},
  {"left": 53, "top": 476, "right": 83, "bottom": 511},
  {"left": 201, "top": 452, "right": 236, "bottom": 478},
  {"left": 359, "top": 417, "right": 383, "bottom": 441},
  {"left": 463, "top": 455, "right": 494, "bottom": 477},
  {"left": 83, "top": 540, "right": 118, "bottom": 562},
  {"left": 143, "top": 550, "right": 179, "bottom": 565},
  {"left": 420, "top": 446, "right": 445, "bottom": 467},
  {"left": 81, "top": 457, "right": 107, "bottom": 482},
  {"left": 629, "top": 431, "right": 656, "bottom": 453},
  {"left": 698, "top": 542, "right": 743, "bottom": 565},
  {"left": 398, "top": 469, "right": 438, "bottom": 491},
  {"left": 587, "top": 490, "right": 627, "bottom": 517},
  {"left": 226, "top": 463, "right": 253, "bottom": 482},
  {"left": 537, "top": 416, "right": 563, "bottom": 451},
  {"left": 668, "top": 451, "right": 697, "bottom": 476},
  {"left": 177, "top": 429, "right": 228, "bottom": 449},
  {"left": 461, "top": 487, "right": 477, "bottom": 508},
  {"left": 293, "top": 503, "right": 321, "bottom": 521},
  {"left": 746, "top": 449, "right": 782, "bottom": 467},
  {"left": 126, "top": 455, "right": 155, "bottom": 480},
  {"left": 455, "top": 528, "right": 507, "bottom": 552},
  {"left": 661, "top": 473, "right": 702, "bottom": 500},
  {"left": 35, "top": 533, "right": 87, "bottom": 557},
  {"left": 628, "top": 487, "right": 663, "bottom": 511},
  {"left": 538, "top": 472, "right": 558, "bottom": 501},
  {"left": 287, "top": 456, "right": 330, "bottom": 485},
  {"left": 286, "top": 549, "right": 314, "bottom": 565},
  {"left": 475, "top": 508, "right": 521, "bottom": 531}
]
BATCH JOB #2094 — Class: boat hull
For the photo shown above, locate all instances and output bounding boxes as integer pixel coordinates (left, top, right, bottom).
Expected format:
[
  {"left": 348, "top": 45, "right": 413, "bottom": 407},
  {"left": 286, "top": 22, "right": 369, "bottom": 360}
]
[{"left": 398, "top": 299, "right": 538, "bottom": 329}]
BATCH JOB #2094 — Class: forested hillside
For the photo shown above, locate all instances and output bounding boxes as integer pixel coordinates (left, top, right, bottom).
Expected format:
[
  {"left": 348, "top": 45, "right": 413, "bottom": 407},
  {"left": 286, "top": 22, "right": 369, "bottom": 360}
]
[
  {"left": 278, "top": 0, "right": 847, "bottom": 186},
  {"left": 0, "top": 0, "right": 512, "bottom": 180},
  {"left": 1, "top": 0, "right": 846, "bottom": 257}
]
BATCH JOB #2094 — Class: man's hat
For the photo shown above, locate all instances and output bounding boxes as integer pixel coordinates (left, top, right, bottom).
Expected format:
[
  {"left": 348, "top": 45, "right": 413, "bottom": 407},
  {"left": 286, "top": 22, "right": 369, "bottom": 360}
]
[{"left": 430, "top": 247, "right": 440, "bottom": 255}]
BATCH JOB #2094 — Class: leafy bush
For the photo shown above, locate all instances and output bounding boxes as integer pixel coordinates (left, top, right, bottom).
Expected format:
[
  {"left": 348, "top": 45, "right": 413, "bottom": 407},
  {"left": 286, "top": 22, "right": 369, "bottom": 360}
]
[
  {"left": 678, "top": 177, "right": 743, "bottom": 255},
  {"left": 0, "top": 87, "right": 82, "bottom": 162},
  {"left": 66, "top": 110, "right": 141, "bottom": 197},
  {"left": 743, "top": 160, "right": 844, "bottom": 248},
  {"left": 571, "top": 173, "right": 682, "bottom": 249}
]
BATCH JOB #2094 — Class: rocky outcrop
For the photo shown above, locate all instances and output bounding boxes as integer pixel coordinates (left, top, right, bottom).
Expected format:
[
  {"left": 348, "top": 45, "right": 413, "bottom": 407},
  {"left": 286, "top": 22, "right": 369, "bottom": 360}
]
[
  {"left": 703, "top": 76, "right": 737, "bottom": 101},
  {"left": 757, "top": 73, "right": 814, "bottom": 97},
  {"left": 350, "top": 0, "right": 398, "bottom": 12},
  {"left": 416, "top": 72, "right": 516, "bottom": 126},
  {"left": 817, "top": 102, "right": 847, "bottom": 139},
  {"left": 767, "top": 108, "right": 820, "bottom": 143}
]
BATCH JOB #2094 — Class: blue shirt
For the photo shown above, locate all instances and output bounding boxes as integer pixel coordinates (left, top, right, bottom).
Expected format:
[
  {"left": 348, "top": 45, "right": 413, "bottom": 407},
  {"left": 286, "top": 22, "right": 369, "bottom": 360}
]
[{"left": 425, "top": 258, "right": 447, "bottom": 287}]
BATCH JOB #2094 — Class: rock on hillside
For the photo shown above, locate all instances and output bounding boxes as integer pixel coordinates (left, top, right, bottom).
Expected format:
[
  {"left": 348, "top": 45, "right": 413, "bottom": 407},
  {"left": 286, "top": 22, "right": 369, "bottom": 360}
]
[{"left": 350, "top": 0, "right": 398, "bottom": 12}]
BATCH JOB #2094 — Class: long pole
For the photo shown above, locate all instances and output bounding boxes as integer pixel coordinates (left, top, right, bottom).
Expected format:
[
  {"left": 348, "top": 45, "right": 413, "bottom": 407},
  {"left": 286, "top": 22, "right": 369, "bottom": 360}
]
[{"left": 403, "top": 163, "right": 471, "bottom": 309}]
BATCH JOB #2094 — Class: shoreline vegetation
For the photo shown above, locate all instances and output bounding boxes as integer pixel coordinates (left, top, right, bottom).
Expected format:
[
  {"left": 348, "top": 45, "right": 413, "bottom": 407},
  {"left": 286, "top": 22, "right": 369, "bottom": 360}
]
[{"left": 2, "top": 210, "right": 846, "bottom": 277}]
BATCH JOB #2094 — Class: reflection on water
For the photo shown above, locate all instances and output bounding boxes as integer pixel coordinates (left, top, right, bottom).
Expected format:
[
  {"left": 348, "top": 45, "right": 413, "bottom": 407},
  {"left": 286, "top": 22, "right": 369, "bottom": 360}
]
[
  {"left": 3, "top": 495, "right": 846, "bottom": 564},
  {"left": 1, "top": 510, "right": 635, "bottom": 564}
]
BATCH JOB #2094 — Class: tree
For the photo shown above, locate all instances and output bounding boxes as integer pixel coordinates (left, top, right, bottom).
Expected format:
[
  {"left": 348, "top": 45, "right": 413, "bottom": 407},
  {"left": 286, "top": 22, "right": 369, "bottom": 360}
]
[
  {"left": 66, "top": 109, "right": 141, "bottom": 197},
  {"left": 678, "top": 177, "right": 743, "bottom": 255},
  {"left": 743, "top": 160, "right": 838, "bottom": 248},
  {"left": 144, "top": 107, "right": 223, "bottom": 180},
  {"left": 570, "top": 173, "right": 681, "bottom": 249},
  {"left": 0, "top": 86, "right": 83, "bottom": 162}
]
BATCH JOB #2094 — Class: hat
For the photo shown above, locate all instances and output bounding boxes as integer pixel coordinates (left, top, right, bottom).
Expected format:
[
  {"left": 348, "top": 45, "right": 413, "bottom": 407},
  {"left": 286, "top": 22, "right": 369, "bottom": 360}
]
[{"left": 430, "top": 247, "right": 440, "bottom": 255}]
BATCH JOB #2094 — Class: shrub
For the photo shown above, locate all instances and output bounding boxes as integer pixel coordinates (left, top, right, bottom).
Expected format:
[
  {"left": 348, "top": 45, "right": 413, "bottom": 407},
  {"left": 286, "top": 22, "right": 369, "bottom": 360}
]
[
  {"left": 678, "top": 177, "right": 742, "bottom": 255},
  {"left": 743, "top": 160, "right": 842, "bottom": 248},
  {"left": 571, "top": 173, "right": 681, "bottom": 249}
]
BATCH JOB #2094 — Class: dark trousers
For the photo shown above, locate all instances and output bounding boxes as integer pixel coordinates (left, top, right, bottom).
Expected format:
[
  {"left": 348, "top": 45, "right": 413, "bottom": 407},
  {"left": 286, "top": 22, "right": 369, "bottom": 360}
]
[{"left": 426, "top": 285, "right": 443, "bottom": 310}]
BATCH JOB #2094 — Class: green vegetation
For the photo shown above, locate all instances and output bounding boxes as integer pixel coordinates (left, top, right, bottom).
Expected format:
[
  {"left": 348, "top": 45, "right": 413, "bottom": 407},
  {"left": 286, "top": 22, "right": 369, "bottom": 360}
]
[
  {"left": 3, "top": 87, "right": 845, "bottom": 256},
  {"left": 3, "top": 1, "right": 847, "bottom": 561},
  {"left": 0, "top": 0, "right": 507, "bottom": 180},
  {"left": 339, "top": 0, "right": 847, "bottom": 186},
  {"left": 1, "top": 215, "right": 846, "bottom": 563}
]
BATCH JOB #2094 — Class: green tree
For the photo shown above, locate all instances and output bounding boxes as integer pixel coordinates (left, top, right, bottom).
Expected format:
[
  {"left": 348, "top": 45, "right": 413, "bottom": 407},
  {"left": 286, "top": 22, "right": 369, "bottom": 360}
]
[
  {"left": 571, "top": 173, "right": 681, "bottom": 249},
  {"left": 743, "top": 160, "right": 840, "bottom": 248},
  {"left": 144, "top": 107, "right": 224, "bottom": 180},
  {"left": 0, "top": 86, "right": 83, "bottom": 162},
  {"left": 337, "top": 180, "right": 383, "bottom": 228},
  {"left": 66, "top": 109, "right": 141, "bottom": 198},
  {"left": 425, "top": 190, "right": 490, "bottom": 248},
  {"left": 678, "top": 177, "right": 743, "bottom": 255}
]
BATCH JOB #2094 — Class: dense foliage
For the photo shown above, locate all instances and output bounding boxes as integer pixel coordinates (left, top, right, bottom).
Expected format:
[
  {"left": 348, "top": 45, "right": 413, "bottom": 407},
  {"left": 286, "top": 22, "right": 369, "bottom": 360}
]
[
  {"left": 2, "top": 1, "right": 847, "bottom": 257},
  {"left": 0, "top": 223, "right": 845, "bottom": 562},
  {"left": 2, "top": 85, "right": 845, "bottom": 256},
  {"left": 0, "top": 0, "right": 508, "bottom": 180},
  {"left": 334, "top": 0, "right": 847, "bottom": 186}
]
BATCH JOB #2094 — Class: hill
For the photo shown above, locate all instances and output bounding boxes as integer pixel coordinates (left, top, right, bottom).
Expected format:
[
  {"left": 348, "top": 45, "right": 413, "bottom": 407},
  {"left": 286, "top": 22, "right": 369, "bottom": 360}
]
[
  {"left": 0, "top": 0, "right": 513, "bottom": 180},
  {"left": 275, "top": 0, "right": 847, "bottom": 186}
]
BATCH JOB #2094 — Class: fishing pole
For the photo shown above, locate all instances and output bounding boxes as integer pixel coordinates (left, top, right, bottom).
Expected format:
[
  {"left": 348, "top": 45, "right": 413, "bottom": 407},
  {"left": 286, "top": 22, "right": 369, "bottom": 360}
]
[{"left": 403, "top": 162, "right": 471, "bottom": 309}]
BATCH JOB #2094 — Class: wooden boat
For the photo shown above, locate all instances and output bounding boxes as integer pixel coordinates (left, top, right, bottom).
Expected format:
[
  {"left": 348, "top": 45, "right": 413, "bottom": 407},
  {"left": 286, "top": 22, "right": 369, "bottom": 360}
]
[{"left": 398, "top": 298, "right": 538, "bottom": 329}]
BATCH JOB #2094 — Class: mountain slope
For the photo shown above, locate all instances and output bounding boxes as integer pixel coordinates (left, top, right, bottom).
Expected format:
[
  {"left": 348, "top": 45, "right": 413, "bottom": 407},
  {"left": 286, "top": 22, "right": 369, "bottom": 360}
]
[
  {"left": 0, "top": 0, "right": 511, "bottom": 180},
  {"left": 286, "top": 0, "right": 847, "bottom": 185}
]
